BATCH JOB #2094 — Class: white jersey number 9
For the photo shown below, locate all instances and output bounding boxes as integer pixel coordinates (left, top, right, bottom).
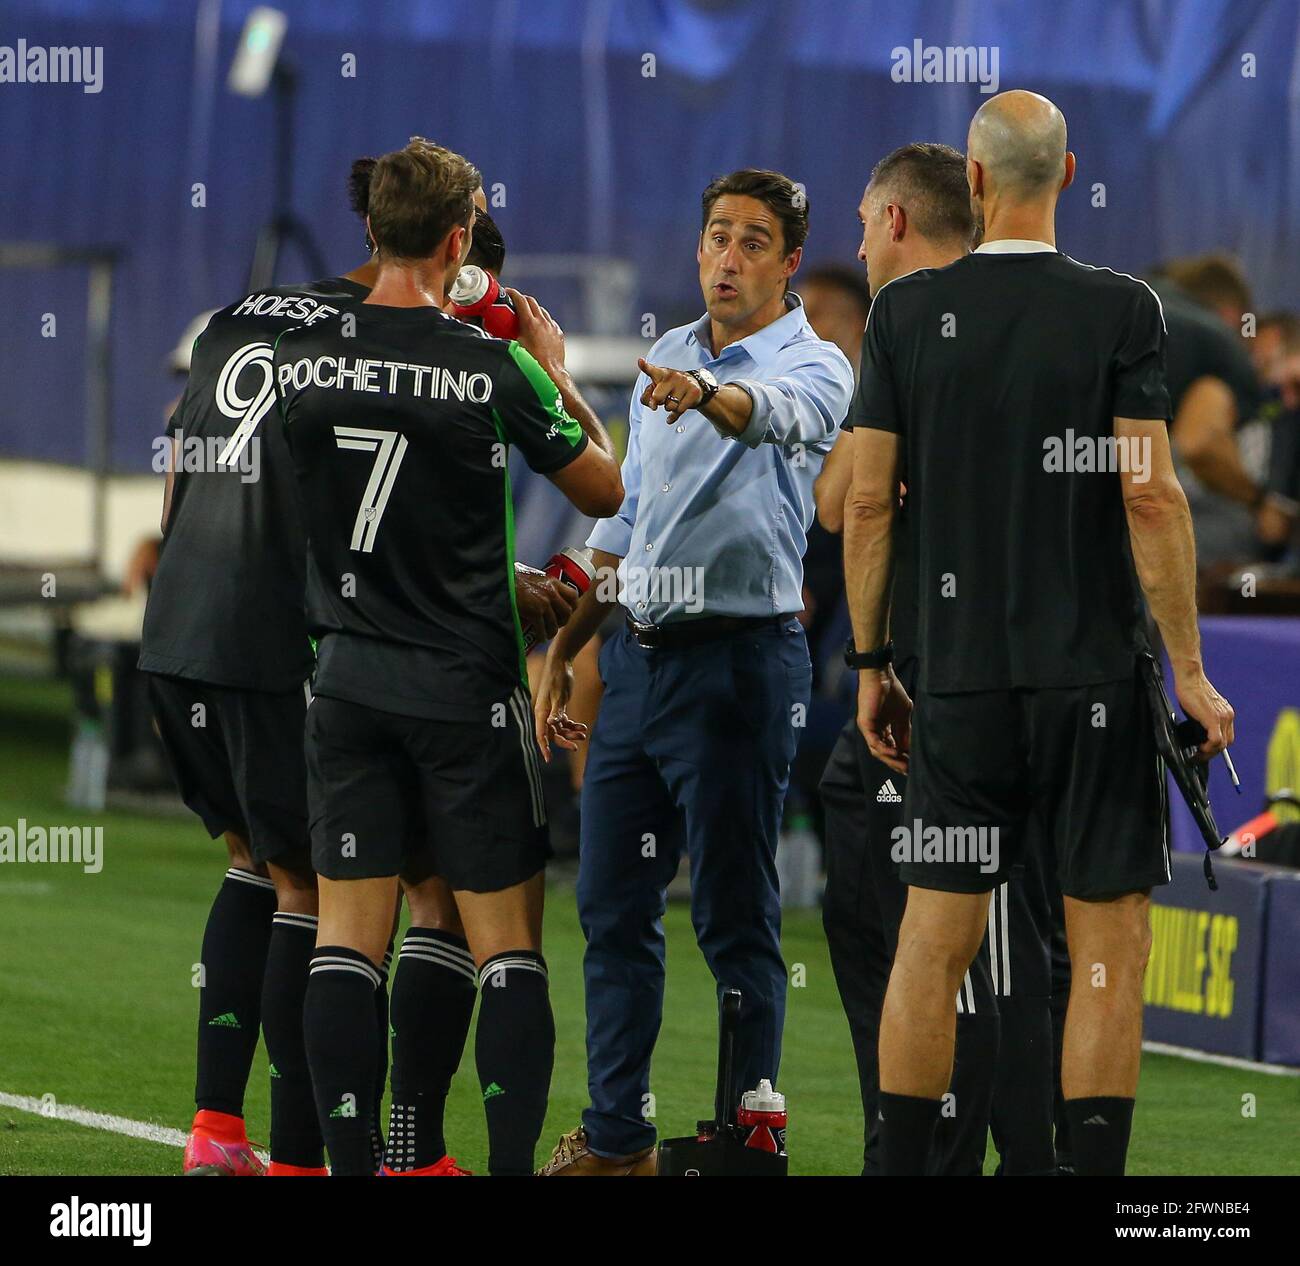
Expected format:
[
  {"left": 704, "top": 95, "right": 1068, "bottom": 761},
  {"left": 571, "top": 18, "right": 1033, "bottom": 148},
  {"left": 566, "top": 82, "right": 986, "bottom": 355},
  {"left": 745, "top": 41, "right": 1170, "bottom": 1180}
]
[{"left": 214, "top": 342, "right": 277, "bottom": 467}]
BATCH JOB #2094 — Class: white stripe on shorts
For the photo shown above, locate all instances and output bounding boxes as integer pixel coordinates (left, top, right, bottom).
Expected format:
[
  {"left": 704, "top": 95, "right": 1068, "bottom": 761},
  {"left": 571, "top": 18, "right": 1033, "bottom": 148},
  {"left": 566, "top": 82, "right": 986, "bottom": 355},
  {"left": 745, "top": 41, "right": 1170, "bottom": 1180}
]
[
  {"left": 987, "top": 889, "right": 1000, "bottom": 996},
  {"left": 998, "top": 883, "right": 1011, "bottom": 995},
  {"left": 508, "top": 687, "right": 546, "bottom": 828},
  {"left": 955, "top": 970, "right": 975, "bottom": 1014}
]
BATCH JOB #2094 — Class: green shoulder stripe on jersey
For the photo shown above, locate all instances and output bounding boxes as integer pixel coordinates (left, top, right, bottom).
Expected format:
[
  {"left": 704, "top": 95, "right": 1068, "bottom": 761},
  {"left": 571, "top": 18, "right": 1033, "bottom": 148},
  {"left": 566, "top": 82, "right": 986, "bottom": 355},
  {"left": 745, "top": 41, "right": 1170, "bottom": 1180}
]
[
  {"left": 506, "top": 342, "right": 584, "bottom": 447},
  {"left": 491, "top": 409, "right": 530, "bottom": 686}
]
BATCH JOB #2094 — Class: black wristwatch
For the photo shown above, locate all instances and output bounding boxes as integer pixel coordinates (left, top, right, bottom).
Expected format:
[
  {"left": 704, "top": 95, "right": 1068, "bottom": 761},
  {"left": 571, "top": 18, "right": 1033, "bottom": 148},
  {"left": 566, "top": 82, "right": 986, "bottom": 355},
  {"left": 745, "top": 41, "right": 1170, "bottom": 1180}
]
[
  {"left": 844, "top": 638, "right": 894, "bottom": 670},
  {"left": 685, "top": 367, "right": 720, "bottom": 408}
]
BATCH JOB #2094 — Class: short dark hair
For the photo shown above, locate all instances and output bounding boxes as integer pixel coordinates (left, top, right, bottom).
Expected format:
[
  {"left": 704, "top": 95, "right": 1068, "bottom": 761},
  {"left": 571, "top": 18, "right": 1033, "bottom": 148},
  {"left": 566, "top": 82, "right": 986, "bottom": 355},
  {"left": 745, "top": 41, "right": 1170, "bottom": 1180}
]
[
  {"left": 800, "top": 264, "right": 871, "bottom": 318},
  {"left": 466, "top": 209, "right": 506, "bottom": 275},
  {"left": 348, "top": 156, "right": 377, "bottom": 219},
  {"left": 700, "top": 168, "right": 809, "bottom": 255},
  {"left": 367, "top": 138, "right": 481, "bottom": 260},
  {"left": 868, "top": 143, "right": 974, "bottom": 246},
  {"left": 1164, "top": 252, "right": 1253, "bottom": 316}
]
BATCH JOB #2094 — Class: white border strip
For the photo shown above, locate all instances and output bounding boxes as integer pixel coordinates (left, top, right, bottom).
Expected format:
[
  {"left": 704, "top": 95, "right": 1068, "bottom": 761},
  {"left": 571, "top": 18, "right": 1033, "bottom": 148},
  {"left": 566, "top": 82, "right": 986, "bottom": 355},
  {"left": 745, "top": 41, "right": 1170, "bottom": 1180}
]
[
  {"left": 0, "top": 1091, "right": 271, "bottom": 1160},
  {"left": 1143, "top": 1041, "right": 1300, "bottom": 1077}
]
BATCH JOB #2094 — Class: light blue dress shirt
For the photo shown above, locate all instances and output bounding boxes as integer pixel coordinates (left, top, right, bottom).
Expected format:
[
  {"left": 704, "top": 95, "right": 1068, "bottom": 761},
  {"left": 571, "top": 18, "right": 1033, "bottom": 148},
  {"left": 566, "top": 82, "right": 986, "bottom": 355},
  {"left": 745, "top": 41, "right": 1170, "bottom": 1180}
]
[{"left": 587, "top": 292, "right": 854, "bottom": 625}]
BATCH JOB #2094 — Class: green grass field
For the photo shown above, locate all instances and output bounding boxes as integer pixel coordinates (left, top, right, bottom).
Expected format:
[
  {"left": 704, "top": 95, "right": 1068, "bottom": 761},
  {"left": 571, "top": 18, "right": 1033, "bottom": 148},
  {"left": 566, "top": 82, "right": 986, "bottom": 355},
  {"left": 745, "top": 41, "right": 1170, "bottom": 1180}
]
[{"left": 1, "top": 673, "right": 1296, "bottom": 1176}]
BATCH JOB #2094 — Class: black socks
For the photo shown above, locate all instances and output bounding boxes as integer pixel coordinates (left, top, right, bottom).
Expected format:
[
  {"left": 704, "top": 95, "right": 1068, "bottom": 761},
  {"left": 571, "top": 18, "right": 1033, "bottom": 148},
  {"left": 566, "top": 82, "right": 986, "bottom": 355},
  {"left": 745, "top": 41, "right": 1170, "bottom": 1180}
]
[
  {"left": 304, "top": 940, "right": 555, "bottom": 1176},
  {"left": 303, "top": 945, "right": 382, "bottom": 1176},
  {"left": 261, "top": 911, "right": 323, "bottom": 1168},
  {"left": 369, "top": 944, "right": 393, "bottom": 1173},
  {"left": 932, "top": 1012, "right": 1000, "bottom": 1176},
  {"left": 475, "top": 950, "right": 555, "bottom": 1176},
  {"left": 195, "top": 868, "right": 276, "bottom": 1116},
  {"left": 384, "top": 928, "right": 477, "bottom": 1172},
  {"left": 1064, "top": 1096, "right": 1136, "bottom": 1176},
  {"left": 879, "top": 1091, "right": 942, "bottom": 1176}
]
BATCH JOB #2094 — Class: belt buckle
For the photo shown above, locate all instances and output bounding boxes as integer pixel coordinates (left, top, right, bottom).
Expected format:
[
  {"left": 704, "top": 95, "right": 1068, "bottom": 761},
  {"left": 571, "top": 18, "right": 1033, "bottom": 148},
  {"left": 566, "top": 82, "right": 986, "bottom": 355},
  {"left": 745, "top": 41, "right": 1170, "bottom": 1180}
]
[{"left": 629, "top": 619, "right": 662, "bottom": 649}]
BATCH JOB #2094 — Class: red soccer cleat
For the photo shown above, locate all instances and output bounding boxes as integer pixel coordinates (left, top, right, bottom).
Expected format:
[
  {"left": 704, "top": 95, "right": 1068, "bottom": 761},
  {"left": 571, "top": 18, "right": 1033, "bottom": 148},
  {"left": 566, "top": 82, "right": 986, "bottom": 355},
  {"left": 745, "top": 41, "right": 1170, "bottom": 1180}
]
[
  {"left": 378, "top": 1154, "right": 472, "bottom": 1176},
  {"left": 183, "top": 1109, "right": 267, "bottom": 1176}
]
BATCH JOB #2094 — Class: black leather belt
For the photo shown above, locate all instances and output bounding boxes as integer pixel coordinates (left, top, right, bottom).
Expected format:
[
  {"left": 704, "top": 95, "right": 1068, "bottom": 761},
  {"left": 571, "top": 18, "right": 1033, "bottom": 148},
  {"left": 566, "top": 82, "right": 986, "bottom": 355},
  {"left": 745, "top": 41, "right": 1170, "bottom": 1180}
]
[{"left": 625, "top": 612, "right": 787, "bottom": 650}]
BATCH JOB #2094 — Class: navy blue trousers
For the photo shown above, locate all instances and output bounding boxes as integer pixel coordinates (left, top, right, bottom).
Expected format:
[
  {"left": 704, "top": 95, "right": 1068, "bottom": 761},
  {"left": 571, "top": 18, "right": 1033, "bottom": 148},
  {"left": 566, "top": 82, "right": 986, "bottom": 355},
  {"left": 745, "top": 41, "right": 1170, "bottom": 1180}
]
[{"left": 578, "top": 618, "right": 811, "bottom": 1157}]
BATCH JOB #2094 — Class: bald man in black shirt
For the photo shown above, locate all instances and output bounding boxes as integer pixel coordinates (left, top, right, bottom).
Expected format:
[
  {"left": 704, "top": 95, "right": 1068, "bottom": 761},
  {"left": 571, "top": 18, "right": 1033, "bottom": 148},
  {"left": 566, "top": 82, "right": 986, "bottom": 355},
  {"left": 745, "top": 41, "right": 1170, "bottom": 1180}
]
[{"left": 845, "top": 91, "right": 1235, "bottom": 1177}]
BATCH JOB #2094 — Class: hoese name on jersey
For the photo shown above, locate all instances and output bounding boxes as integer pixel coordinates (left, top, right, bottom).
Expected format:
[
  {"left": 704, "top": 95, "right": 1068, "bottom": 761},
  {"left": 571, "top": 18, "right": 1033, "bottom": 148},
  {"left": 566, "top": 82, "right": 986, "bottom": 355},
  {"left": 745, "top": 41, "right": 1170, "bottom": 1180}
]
[
  {"left": 232, "top": 292, "right": 343, "bottom": 325},
  {"left": 276, "top": 354, "right": 495, "bottom": 404}
]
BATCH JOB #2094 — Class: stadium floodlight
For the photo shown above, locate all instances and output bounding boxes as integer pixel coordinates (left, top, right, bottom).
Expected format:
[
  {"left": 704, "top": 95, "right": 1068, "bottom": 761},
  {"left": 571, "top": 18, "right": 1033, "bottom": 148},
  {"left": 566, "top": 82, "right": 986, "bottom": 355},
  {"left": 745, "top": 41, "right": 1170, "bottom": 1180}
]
[
  {"left": 227, "top": 6, "right": 287, "bottom": 98},
  {"left": 224, "top": 6, "right": 325, "bottom": 289}
]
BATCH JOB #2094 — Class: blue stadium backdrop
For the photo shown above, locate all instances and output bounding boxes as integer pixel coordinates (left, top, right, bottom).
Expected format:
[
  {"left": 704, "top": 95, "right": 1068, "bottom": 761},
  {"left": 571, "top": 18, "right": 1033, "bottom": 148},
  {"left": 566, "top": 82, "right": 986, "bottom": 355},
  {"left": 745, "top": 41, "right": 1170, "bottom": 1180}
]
[{"left": 2, "top": 0, "right": 1300, "bottom": 471}]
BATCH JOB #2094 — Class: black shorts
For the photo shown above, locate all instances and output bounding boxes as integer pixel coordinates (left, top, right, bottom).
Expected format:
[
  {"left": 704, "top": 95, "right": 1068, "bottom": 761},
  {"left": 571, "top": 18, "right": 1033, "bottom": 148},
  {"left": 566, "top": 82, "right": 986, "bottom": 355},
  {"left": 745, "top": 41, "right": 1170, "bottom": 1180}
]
[
  {"left": 903, "top": 665, "right": 1170, "bottom": 900},
  {"left": 147, "top": 674, "right": 310, "bottom": 869},
  {"left": 819, "top": 719, "right": 998, "bottom": 1015},
  {"left": 305, "top": 691, "right": 551, "bottom": 891}
]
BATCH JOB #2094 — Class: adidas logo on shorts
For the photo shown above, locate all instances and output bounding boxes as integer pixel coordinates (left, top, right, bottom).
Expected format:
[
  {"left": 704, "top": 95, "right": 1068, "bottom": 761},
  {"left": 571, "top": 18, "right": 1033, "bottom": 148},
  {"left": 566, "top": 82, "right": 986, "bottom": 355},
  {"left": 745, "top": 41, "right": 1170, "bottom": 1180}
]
[{"left": 876, "top": 779, "right": 903, "bottom": 804}]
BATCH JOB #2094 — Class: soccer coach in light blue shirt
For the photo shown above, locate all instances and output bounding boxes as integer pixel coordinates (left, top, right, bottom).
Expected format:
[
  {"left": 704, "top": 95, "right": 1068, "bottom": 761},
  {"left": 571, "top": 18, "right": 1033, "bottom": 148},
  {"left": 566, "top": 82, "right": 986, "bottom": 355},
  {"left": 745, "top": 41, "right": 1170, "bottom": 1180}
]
[{"left": 533, "top": 169, "right": 853, "bottom": 1175}]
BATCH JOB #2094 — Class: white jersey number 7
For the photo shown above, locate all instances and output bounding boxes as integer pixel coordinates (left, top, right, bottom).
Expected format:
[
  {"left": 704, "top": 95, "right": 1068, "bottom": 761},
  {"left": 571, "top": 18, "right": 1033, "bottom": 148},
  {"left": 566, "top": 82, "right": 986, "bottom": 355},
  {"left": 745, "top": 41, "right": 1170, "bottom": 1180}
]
[{"left": 333, "top": 426, "right": 410, "bottom": 552}]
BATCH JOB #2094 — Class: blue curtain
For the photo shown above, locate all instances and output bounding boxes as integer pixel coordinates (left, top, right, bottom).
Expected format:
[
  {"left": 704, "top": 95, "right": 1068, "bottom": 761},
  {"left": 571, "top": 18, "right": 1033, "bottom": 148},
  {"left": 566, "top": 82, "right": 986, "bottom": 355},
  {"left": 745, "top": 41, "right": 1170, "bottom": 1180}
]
[{"left": 1, "top": 0, "right": 1296, "bottom": 468}]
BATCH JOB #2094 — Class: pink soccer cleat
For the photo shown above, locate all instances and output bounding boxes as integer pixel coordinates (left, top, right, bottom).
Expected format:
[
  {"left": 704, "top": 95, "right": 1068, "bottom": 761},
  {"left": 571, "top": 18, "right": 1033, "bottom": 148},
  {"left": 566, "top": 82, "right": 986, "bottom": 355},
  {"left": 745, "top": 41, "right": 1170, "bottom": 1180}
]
[
  {"left": 378, "top": 1154, "right": 472, "bottom": 1176},
  {"left": 183, "top": 1109, "right": 267, "bottom": 1176}
]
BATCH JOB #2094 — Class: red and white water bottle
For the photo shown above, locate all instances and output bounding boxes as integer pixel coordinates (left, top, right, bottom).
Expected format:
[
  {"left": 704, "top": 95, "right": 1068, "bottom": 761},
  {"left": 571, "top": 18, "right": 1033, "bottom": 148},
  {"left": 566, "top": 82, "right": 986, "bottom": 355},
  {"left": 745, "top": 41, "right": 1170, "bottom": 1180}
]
[
  {"left": 737, "top": 1080, "right": 787, "bottom": 1155},
  {"left": 520, "top": 547, "right": 596, "bottom": 651},
  {"left": 450, "top": 264, "right": 519, "bottom": 340}
]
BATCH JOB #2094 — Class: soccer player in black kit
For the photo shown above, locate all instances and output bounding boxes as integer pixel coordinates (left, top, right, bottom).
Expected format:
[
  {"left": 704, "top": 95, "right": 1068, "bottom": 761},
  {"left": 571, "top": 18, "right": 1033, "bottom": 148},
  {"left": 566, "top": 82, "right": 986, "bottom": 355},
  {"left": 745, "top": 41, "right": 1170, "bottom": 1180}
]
[
  {"left": 847, "top": 91, "right": 1234, "bottom": 1177},
  {"left": 139, "top": 252, "right": 368, "bottom": 1178},
  {"left": 276, "top": 140, "right": 621, "bottom": 1176},
  {"left": 140, "top": 142, "right": 557, "bottom": 1175}
]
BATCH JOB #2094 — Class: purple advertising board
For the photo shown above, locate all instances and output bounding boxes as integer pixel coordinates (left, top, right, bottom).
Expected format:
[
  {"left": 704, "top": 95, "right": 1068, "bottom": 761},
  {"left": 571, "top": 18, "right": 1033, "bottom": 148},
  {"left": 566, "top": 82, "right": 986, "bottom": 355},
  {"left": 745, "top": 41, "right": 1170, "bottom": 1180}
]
[
  {"left": 1166, "top": 617, "right": 1300, "bottom": 857},
  {"left": 1260, "top": 870, "right": 1300, "bottom": 1065},
  {"left": 1144, "top": 854, "right": 1269, "bottom": 1059}
]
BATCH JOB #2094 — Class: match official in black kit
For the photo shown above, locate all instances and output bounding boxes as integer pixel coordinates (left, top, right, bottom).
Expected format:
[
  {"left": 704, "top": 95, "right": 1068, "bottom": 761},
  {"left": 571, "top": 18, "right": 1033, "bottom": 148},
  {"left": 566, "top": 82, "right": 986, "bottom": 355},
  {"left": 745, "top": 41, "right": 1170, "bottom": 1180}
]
[
  {"left": 847, "top": 91, "right": 1234, "bottom": 1176},
  {"left": 275, "top": 140, "right": 622, "bottom": 1175}
]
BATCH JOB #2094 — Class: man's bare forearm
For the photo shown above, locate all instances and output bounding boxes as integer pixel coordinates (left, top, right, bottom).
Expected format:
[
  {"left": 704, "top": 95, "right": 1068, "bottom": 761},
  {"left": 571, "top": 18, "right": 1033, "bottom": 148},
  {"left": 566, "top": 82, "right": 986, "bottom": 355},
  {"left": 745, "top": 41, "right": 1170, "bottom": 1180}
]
[
  {"left": 545, "top": 365, "right": 616, "bottom": 460},
  {"left": 1125, "top": 486, "right": 1202, "bottom": 674},
  {"left": 1173, "top": 377, "right": 1259, "bottom": 507},
  {"left": 551, "top": 548, "right": 623, "bottom": 661},
  {"left": 844, "top": 496, "right": 894, "bottom": 652},
  {"left": 1182, "top": 429, "right": 1259, "bottom": 506},
  {"left": 813, "top": 431, "right": 853, "bottom": 534}
]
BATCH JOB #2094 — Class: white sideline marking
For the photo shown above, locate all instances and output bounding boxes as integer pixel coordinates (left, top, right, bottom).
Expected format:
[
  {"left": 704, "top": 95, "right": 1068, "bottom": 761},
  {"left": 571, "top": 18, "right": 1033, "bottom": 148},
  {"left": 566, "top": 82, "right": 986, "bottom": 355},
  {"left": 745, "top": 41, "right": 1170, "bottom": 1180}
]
[
  {"left": 6, "top": 1044, "right": 1297, "bottom": 1164},
  {"left": 0, "top": 1091, "right": 271, "bottom": 1161},
  {"left": 1143, "top": 1041, "right": 1300, "bottom": 1077},
  {"left": 1, "top": 1091, "right": 187, "bottom": 1147}
]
